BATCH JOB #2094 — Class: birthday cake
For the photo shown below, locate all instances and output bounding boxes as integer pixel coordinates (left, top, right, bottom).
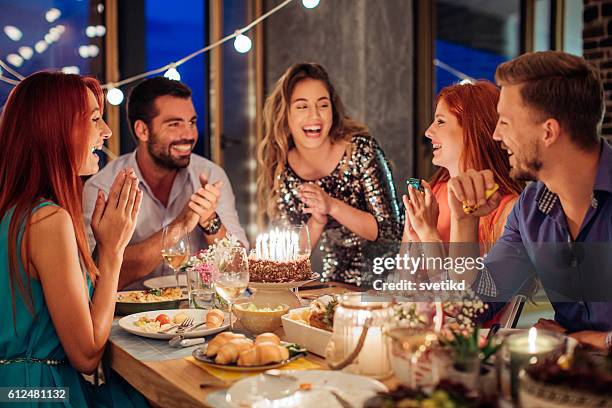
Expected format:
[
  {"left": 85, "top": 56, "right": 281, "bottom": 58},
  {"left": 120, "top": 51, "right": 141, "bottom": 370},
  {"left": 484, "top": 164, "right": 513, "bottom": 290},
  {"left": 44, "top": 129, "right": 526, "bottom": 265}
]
[
  {"left": 248, "top": 255, "right": 312, "bottom": 283},
  {"left": 249, "top": 228, "right": 313, "bottom": 283}
]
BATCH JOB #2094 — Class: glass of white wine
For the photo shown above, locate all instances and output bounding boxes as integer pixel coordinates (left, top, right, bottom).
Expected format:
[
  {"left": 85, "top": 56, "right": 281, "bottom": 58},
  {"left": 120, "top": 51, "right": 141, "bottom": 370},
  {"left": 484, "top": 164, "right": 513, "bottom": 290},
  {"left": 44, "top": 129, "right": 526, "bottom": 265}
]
[
  {"left": 213, "top": 246, "right": 249, "bottom": 331},
  {"left": 289, "top": 223, "right": 311, "bottom": 296},
  {"left": 161, "top": 224, "right": 190, "bottom": 289}
]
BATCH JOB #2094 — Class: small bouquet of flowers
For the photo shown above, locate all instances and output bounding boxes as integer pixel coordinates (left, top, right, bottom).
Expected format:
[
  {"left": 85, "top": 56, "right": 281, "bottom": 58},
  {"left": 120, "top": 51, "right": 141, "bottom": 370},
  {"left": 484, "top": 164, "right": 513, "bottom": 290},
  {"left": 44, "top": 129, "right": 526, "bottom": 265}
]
[
  {"left": 392, "top": 302, "right": 431, "bottom": 328},
  {"left": 183, "top": 234, "right": 242, "bottom": 277},
  {"left": 182, "top": 235, "right": 243, "bottom": 309}
]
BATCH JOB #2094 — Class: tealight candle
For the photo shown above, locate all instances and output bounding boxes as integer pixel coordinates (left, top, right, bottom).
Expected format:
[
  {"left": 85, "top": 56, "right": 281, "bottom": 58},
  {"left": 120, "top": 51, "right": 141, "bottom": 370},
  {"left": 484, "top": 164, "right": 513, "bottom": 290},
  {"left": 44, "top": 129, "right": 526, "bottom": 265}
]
[{"left": 500, "top": 328, "right": 565, "bottom": 402}]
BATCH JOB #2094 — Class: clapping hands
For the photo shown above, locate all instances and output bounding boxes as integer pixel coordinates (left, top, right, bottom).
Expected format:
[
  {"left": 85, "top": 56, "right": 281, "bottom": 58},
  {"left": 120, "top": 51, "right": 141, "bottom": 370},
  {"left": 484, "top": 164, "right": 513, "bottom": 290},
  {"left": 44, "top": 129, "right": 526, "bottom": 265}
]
[
  {"left": 91, "top": 168, "right": 142, "bottom": 254},
  {"left": 298, "top": 183, "right": 332, "bottom": 226},
  {"left": 402, "top": 180, "right": 440, "bottom": 242}
]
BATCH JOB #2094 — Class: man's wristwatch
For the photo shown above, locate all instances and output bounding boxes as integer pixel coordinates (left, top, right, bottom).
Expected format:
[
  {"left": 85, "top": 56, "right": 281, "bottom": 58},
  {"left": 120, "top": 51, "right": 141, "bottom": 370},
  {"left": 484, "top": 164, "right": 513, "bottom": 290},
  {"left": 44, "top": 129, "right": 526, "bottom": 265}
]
[{"left": 202, "top": 213, "right": 222, "bottom": 235}]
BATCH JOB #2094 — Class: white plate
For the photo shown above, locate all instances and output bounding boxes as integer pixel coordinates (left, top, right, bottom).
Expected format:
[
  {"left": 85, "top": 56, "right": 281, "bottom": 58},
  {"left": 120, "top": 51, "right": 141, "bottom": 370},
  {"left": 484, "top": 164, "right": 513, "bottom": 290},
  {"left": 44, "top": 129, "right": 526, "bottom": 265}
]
[
  {"left": 118, "top": 309, "right": 229, "bottom": 340},
  {"left": 143, "top": 273, "right": 187, "bottom": 289},
  {"left": 226, "top": 370, "right": 387, "bottom": 407}
]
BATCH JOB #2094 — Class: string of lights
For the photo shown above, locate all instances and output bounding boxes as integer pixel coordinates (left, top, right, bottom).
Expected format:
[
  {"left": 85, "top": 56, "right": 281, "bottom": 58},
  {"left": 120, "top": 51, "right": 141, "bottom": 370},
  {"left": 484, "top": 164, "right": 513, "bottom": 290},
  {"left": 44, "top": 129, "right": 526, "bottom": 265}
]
[
  {"left": 0, "top": 59, "right": 25, "bottom": 80},
  {"left": 433, "top": 58, "right": 474, "bottom": 82},
  {"left": 0, "top": 75, "right": 20, "bottom": 85},
  {"left": 105, "top": 0, "right": 296, "bottom": 92},
  {"left": 2, "top": 0, "right": 320, "bottom": 103},
  {"left": 1, "top": 0, "right": 477, "bottom": 103}
]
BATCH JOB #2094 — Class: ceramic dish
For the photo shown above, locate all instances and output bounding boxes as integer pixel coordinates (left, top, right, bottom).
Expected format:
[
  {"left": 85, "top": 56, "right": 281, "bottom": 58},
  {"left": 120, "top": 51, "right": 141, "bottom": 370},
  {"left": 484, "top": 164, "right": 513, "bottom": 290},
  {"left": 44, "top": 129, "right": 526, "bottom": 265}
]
[
  {"left": 226, "top": 369, "right": 387, "bottom": 407},
  {"left": 118, "top": 309, "right": 229, "bottom": 339},
  {"left": 115, "top": 289, "right": 186, "bottom": 315}
]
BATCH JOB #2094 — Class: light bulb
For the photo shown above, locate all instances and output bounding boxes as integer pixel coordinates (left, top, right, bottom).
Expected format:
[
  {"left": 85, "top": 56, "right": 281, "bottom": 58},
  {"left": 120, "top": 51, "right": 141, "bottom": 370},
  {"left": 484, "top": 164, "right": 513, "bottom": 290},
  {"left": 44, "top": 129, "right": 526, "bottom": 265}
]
[
  {"left": 18, "top": 46, "right": 33, "bottom": 60},
  {"left": 95, "top": 25, "right": 106, "bottom": 37},
  {"left": 61, "top": 66, "right": 80, "bottom": 74},
  {"left": 7, "top": 53, "right": 23, "bottom": 67},
  {"left": 47, "top": 30, "right": 60, "bottom": 42},
  {"left": 45, "top": 8, "right": 61, "bottom": 23},
  {"left": 302, "top": 0, "right": 320, "bottom": 9},
  {"left": 106, "top": 87, "right": 124, "bottom": 105},
  {"left": 78, "top": 45, "right": 90, "bottom": 58},
  {"left": 88, "top": 45, "right": 100, "bottom": 57},
  {"left": 35, "top": 41, "right": 48, "bottom": 53},
  {"left": 4, "top": 26, "right": 23, "bottom": 41},
  {"left": 164, "top": 67, "right": 181, "bottom": 81},
  {"left": 233, "top": 33, "right": 252, "bottom": 54},
  {"left": 86, "top": 26, "right": 96, "bottom": 38}
]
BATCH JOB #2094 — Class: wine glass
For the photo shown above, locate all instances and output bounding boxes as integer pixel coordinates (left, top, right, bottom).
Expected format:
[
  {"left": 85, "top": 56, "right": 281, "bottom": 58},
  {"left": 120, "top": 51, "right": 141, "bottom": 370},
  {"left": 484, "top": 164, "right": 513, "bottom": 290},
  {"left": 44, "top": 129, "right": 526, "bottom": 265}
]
[
  {"left": 161, "top": 224, "right": 190, "bottom": 289},
  {"left": 290, "top": 223, "right": 311, "bottom": 295},
  {"left": 213, "top": 246, "right": 249, "bottom": 331}
]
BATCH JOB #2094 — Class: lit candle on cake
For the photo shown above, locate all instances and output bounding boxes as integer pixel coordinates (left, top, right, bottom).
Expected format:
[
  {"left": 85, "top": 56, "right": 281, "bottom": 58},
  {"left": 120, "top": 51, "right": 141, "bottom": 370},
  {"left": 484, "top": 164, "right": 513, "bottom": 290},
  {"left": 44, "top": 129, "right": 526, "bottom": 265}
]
[{"left": 248, "top": 226, "right": 312, "bottom": 283}]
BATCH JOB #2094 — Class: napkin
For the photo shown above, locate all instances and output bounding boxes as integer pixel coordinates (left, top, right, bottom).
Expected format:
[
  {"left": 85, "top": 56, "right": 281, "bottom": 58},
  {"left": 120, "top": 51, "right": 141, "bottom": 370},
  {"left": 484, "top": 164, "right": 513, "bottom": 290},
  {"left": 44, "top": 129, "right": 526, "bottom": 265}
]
[{"left": 184, "top": 356, "right": 322, "bottom": 382}]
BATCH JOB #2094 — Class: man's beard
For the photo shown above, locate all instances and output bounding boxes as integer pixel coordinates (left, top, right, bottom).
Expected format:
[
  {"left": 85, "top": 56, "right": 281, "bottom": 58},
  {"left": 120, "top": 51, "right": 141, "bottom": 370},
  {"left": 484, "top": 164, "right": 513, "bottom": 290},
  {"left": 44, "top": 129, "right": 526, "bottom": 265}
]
[
  {"left": 510, "top": 139, "right": 542, "bottom": 182},
  {"left": 147, "top": 133, "right": 192, "bottom": 170}
]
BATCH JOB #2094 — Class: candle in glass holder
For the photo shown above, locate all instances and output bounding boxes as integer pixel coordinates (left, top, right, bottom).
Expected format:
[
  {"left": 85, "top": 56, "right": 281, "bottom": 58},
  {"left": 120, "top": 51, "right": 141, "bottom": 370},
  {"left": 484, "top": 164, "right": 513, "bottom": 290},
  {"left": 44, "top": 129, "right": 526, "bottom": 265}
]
[
  {"left": 326, "top": 294, "right": 393, "bottom": 379},
  {"left": 351, "top": 326, "right": 388, "bottom": 377},
  {"left": 501, "top": 328, "right": 565, "bottom": 402}
]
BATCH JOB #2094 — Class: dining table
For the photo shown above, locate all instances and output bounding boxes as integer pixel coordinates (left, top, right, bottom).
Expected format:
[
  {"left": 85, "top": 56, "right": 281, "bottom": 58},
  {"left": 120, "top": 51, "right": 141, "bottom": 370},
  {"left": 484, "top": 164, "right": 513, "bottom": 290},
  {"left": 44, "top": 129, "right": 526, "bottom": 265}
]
[{"left": 108, "top": 282, "right": 402, "bottom": 408}]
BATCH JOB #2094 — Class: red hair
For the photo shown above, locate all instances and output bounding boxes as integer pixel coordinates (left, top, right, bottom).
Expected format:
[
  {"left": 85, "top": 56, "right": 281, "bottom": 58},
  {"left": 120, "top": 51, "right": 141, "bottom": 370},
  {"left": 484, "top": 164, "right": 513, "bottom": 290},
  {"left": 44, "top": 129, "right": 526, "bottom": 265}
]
[
  {"left": 0, "top": 71, "right": 103, "bottom": 318},
  {"left": 429, "top": 80, "right": 523, "bottom": 243}
]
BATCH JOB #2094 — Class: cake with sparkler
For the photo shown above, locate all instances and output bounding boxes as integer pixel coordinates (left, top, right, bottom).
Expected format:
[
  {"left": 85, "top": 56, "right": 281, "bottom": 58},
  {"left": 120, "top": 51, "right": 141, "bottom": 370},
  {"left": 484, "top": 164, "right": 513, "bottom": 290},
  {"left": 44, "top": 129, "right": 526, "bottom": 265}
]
[{"left": 249, "top": 229, "right": 312, "bottom": 282}]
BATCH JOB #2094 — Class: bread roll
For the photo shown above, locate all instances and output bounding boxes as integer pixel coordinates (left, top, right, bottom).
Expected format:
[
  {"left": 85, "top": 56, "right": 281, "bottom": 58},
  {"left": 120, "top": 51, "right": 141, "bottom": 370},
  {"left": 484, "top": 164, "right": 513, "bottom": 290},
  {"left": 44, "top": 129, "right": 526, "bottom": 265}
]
[
  {"left": 214, "top": 338, "right": 254, "bottom": 364},
  {"left": 237, "top": 343, "right": 289, "bottom": 366},
  {"left": 255, "top": 333, "right": 281, "bottom": 345},
  {"left": 205, "top": 332, "right": 245, "bottom": 357},
  {"left": 206, "top": 309, "right": 225, "bottom": 328}
]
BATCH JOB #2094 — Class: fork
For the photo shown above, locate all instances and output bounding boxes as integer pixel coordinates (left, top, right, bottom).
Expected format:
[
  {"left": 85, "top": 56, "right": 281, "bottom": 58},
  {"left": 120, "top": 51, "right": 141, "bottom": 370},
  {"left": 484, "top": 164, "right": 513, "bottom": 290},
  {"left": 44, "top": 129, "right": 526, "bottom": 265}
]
[
  {"left": 157, "top": 316, "right": 193, "bottom": 334},
  {"left": 174, "top": 316, "right": 194, "bottom": 334}
]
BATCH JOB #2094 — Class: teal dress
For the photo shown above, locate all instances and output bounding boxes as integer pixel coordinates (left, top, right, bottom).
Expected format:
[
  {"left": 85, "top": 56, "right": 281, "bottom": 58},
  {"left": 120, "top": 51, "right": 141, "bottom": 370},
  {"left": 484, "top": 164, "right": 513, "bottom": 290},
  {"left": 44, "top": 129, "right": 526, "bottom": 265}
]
[{"left": 0, "top": 202, "right": 147, "bottom": 407}]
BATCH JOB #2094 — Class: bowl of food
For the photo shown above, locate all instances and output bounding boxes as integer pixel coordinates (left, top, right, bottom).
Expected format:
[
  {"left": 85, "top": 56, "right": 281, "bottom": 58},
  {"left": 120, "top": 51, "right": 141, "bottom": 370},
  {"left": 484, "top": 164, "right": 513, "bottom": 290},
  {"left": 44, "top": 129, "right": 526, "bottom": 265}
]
[
  {"left": 115, "top": 288, "right": 184, "bottom": 315},
  {"left": 280, "top": 295, "right": 338, "bottom": 356},
  {"left": 233, "top": 302, "right": 290, "bottom": 335}
]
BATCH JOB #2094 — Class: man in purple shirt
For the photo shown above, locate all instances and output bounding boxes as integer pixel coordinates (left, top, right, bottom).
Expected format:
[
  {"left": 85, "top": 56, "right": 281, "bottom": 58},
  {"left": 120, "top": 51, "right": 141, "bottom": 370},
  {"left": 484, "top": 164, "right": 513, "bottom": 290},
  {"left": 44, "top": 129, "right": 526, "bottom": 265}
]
[{"left": 446, "top": 51, "right": 612, "bottom": 349}]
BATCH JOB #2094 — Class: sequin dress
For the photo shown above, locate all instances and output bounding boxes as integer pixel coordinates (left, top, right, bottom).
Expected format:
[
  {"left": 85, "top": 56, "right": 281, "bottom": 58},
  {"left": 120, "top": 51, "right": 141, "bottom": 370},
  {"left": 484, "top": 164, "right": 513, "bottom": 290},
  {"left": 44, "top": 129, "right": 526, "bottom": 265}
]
[{"left": 276, "top": 134, "right": 403, "bottom": 286}]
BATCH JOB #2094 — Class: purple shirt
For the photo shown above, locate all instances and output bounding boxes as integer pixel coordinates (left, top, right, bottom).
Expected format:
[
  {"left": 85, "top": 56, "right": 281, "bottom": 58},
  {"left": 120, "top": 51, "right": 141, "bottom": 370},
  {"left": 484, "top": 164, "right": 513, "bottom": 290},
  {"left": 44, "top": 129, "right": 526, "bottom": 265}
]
[{"left": 478, "top": 140, "right": 612, "bottom": 332}]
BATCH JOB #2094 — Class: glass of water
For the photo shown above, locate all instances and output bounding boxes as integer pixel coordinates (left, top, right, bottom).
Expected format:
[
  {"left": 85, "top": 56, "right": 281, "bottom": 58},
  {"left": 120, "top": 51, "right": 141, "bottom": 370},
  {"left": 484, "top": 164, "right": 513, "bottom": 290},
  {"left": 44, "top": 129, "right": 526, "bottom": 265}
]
[{"left": 186, "top": 264, "right": 215, "bottom": 310}]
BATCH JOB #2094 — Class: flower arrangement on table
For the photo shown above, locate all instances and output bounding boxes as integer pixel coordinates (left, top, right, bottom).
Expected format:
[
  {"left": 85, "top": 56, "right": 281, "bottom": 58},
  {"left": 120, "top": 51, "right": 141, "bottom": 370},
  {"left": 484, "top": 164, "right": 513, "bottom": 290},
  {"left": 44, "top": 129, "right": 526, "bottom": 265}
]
[
  {"left": 390, "top": 291, "right": 500, "bottom": 397},
  {"left": 181, "top": 234, "right": 243, "bottom": 309},
  {"left": 186, "top": 234, "right": 242, "bottom": 272}
]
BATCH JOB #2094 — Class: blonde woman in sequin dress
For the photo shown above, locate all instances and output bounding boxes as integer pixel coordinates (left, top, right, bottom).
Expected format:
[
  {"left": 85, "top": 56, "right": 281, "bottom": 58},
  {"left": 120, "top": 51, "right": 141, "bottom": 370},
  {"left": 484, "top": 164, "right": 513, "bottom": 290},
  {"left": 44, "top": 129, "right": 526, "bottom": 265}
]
[{"left": 257, "top": 63, "right": 403, "bottom": 286}]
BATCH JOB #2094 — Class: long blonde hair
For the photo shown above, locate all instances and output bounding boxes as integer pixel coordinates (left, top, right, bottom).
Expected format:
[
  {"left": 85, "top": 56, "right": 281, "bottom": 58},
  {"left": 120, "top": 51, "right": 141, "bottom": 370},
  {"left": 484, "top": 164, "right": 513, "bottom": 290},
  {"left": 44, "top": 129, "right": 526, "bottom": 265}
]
[{"left": 257, "top": 63, "right": 368, "bottom": 220}]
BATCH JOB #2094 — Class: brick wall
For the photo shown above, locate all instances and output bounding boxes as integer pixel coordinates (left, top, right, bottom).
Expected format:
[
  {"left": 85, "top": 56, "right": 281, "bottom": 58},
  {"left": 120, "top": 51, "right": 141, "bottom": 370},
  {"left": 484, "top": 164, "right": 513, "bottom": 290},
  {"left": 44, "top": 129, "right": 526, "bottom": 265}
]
[{"left": 583, "top": 0, "right": 612, "bottom": 139}]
